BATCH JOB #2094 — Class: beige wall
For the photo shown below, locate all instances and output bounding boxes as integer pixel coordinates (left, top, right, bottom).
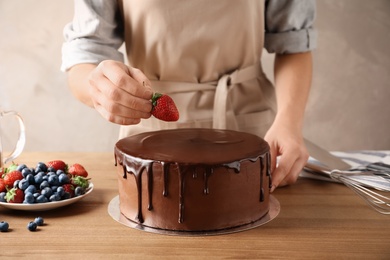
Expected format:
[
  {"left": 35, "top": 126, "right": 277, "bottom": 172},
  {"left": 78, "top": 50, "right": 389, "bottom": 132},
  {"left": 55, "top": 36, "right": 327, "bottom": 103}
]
[{"left": 1, "top": 0, "right": 389, "bottom": 152}]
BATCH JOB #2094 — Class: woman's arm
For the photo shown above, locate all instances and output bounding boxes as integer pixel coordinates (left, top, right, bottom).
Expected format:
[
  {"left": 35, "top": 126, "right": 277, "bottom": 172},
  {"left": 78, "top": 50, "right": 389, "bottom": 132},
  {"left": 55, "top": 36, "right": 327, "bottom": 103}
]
[{"left": 264, "top": 51, "right": 312, "bottom": 191}]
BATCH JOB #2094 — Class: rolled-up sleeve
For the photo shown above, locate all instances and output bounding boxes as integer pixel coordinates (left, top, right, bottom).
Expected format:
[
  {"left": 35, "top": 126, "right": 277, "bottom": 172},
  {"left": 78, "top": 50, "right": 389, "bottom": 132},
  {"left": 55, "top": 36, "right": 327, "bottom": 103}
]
[
  {"left": 264, "top": 0, "right": 317, "bottom": 54},
  {"left": 61, "top": 0, "right": 124, "bottom": 71}
]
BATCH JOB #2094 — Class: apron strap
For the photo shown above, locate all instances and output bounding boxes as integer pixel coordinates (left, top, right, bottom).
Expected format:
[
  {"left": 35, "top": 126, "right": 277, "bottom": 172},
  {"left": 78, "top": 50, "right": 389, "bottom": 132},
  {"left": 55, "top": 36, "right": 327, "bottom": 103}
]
[{"left": 213, "top": 63, "right": 262, "bottom": 129}]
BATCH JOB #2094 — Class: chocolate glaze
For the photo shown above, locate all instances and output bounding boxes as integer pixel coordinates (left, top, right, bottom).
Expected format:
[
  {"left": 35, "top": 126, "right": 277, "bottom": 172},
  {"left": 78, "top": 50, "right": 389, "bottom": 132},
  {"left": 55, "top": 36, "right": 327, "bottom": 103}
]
[{"left": 115, "top": 128, "right": 271, "bottom": 231}]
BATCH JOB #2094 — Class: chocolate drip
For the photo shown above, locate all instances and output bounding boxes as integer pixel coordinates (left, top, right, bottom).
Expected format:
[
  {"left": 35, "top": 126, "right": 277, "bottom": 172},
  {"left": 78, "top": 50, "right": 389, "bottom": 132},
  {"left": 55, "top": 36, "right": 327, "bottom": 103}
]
[
  {"left": 122, "top": 165, "right": 127, "bottom": 179},
  {"left": 147, "top": 163, "right": 153, "bottom": 210},
  {"left": 260, "top": 156, "right": 264, "bottom": 202},
  {"left": 203, "top": 167, "right": 213, "bottom": 194},
  {"left": 223, "top": 161, "right": 240, "bottom": 173},
  {"left": 122, "top": 156, "right": 154, "bottom": 223},
  {"left": 162, "top": 162, "right": 170, "bottom": 197},
  {"left": 266, "top": 152, "right": 272, "bottom": 189},
  {"left": 192, "top": 168, "right": 198, "bottom": 179},
  {"left": 178, "top": 164, "right": 186, "bottom": 223}
]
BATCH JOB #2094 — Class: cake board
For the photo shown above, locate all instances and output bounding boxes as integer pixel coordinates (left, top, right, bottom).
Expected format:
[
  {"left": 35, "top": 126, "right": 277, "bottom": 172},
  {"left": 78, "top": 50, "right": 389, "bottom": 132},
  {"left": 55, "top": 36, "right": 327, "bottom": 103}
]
[{"left": 107, "top": 195, "right": 280, "bottom": 236}]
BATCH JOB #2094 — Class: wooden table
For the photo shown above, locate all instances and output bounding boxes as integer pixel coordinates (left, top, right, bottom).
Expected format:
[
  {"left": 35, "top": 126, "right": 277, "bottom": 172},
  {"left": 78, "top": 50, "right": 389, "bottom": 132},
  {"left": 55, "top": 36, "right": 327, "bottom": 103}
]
[{"left": 1, "top": 152, "right": 389, "bottom": 259}]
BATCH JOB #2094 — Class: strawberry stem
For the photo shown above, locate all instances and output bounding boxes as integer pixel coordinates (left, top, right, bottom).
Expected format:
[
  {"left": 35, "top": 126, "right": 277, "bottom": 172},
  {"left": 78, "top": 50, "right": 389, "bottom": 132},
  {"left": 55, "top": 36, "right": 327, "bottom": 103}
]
[{"left": 151, "top": 92, "right": 163, "bottom": 108}]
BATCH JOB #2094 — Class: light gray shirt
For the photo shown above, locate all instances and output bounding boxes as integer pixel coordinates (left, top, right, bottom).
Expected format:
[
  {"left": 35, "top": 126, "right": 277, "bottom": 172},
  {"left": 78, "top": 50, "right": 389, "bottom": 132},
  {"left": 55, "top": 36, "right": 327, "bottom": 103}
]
[{"left": 61, "top": 0, "right": 317, "bottom": 71}]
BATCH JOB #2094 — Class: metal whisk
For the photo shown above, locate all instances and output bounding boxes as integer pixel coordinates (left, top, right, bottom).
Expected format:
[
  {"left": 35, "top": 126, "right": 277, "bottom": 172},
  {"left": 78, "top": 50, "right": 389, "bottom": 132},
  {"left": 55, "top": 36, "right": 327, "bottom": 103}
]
[{"left": 330, "top": 170, "right": 390, "bottom": 215}]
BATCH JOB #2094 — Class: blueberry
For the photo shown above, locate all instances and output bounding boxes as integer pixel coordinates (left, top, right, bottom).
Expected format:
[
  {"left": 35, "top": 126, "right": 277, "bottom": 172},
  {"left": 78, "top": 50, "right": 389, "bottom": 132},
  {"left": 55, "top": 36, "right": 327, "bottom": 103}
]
[
  {"left": 33, "top": 192, "right": 40, "bottom": 199},
  {"left": 25, "top": 174, "right": 35, "bottom": 184},
  {"left": 48, "top": 175, "right": 59, "bottom": 186},
  {"left": 40, "top": 180, "right": 50, "bottom": 190},
  {"left": 21, "top": 167, "right": 32, "bottom": 177},
  {"left": 18, "top": 179, "right": 29, "bottom": 190},
  {"left": 34, "top": 217, "right": 44, "bottom": 226},
  {"left": 51, "top": 186, "right": 58, "bottom": 192},
  {"left": 16, "top": 164, "right": 27, "bottom": 172},
  {"left": 0, "top": 221, "right": 9, "bottom": 232},
  {"left": 34, "top": 173, "right": 44, "bottom": 185},
  {"left": 36, "top": 162, "right": 48, "bottom": 172},
  {"left": 36, "top": 194, "right": 48, "bottom": 203},
  {"left": 27, "top": 221, "right": 37, "bottom": 231},
  {"left": 25, "top": 185, "right": 37, "bottom": 194},
  {"left": 56, "top": 170, "right": 65, "bottom": 176},
  {"left": 75, "top": 186, "right": 85, "bottom": 197},
  {"left": 58, "top": 173, "right": 70, "bottom": 184},
  {"left": 0, "top": 192, "right": 6, "bottom": 202},
  {"left": 47, "top": 167, "right": 56, "bottom": 173},
  {"left": 56, "top": 186, "right": 65, "bottom": 197},
  {"left": 13, "top": 180, "right": 20, "bottom": 189},
  {"left": 29, "top": 167, "right": 36, "bottom": 175},
  {"left": 48, "top": 171, "right": 56, "bottom": 177},
  {"left": 41, "top": 187, "right": 53, "bottom": 198},
  {"left": 49, "top": 193, "right": 61, "bottom": 202},
  {"left": 62, "top": 192, "right": 71, "bottom": 200},
  {"left": 24, "top": 192, "right": 35, "bottom": 204}
]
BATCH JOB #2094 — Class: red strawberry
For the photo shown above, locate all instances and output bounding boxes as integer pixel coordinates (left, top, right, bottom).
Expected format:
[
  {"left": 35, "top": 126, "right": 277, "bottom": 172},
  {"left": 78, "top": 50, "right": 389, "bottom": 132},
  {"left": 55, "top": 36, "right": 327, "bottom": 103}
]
[
  {"left": 3, "top": 170, "right": 23, "bottom": 188},
  {"left": 151, "top": 92, "right": 179, "bottom": 122},
  {"left": 0, "top": 179, "right": 5, "bottom": 193},
  {"left": 47, "top": 160, "right": 67, "bottom": 171},
  {"left": 68, "top": 163, "right": 88, "bottom": 177},
  {"left": 62, "top": 184, "right": 75, "bottom": 198},
  {"left": 6, "top": 188, "right": 24, "bottom": 203}
]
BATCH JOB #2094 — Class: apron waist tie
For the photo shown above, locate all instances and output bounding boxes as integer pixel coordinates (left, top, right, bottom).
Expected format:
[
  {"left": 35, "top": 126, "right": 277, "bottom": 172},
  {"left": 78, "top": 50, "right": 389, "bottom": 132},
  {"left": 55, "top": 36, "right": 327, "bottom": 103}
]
[
  {"left": 149, "top": 62, "right": 262, "bottom": 130},
  {"left": 213, "top": 63, "right": 262, "bottom": 129}
]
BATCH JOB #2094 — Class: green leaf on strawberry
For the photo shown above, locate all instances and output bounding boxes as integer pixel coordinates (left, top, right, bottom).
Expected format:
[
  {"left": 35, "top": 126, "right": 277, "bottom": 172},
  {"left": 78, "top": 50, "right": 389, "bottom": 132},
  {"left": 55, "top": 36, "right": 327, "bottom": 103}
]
[
  {"left": 6, "top": 188, "right": 24, "bottom": 203},
  {"left": 71, "top": 176, "right": 89, "bottom": 189}
]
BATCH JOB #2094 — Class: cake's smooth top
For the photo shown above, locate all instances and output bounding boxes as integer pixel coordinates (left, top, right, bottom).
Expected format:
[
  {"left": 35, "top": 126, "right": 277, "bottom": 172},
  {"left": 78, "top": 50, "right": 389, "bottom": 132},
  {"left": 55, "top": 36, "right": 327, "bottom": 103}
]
[{"left": 115, "top": 128, "right": 269, "bottom": 165}]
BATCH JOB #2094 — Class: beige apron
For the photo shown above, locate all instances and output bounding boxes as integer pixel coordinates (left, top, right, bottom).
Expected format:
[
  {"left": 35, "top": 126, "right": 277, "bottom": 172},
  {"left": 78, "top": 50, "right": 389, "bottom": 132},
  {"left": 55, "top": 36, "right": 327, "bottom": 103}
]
[{"left": 118, "top": 0, "right": 276, "bottom": 139}]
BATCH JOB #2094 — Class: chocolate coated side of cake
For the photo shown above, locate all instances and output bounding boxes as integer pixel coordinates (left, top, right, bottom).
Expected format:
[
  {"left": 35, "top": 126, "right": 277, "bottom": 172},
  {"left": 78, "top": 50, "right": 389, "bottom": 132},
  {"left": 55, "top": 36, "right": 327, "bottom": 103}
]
[{"left": 115, "top": 128, "right": 272, "bottom": 231}]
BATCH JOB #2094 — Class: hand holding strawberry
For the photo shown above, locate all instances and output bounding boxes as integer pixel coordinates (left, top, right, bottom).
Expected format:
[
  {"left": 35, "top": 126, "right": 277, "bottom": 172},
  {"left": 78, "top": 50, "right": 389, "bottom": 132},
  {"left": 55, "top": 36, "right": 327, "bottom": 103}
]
[{"left": 151, "top": 92, "right": 179, "bottom": 122}]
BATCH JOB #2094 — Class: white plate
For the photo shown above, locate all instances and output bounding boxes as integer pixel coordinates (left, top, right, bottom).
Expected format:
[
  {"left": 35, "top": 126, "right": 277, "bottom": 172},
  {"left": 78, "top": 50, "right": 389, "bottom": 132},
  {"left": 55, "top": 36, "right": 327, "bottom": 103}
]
[{"left": 0, "top": 183, "right": 94, "bottom": 211}]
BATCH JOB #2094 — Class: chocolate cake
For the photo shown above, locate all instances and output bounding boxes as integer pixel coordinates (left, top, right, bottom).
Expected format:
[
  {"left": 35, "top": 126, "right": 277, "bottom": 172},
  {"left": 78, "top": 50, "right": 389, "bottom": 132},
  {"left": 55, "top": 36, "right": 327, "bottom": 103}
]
[{"left": 114, "top": 128, "right": 272, "bottom": 232}]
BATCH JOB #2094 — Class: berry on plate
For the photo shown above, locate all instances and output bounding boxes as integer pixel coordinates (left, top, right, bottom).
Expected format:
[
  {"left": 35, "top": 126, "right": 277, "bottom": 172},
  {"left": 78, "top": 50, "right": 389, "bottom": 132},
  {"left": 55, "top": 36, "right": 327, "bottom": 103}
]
[
  {"left": 6, "top": 188, "right": 24, "bottom": 203},
  {"left": 68, "top": 163, "right": 88, "bottom": 177},
  {"left": 46, "top": 160, "right": 67, "bottom": 172},
  {"left": 3, "top": 170, "right": 23, "bottom": 188},
  {"left": 0, "top": 179, "right": 6, "bottom": 193}
]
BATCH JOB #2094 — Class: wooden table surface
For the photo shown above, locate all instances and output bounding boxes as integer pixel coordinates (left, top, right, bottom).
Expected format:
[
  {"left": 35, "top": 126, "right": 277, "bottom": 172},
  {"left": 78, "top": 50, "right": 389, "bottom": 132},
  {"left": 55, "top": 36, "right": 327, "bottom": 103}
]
[{"left": 0, "top": 152, "right": 389, "bottom": 259}]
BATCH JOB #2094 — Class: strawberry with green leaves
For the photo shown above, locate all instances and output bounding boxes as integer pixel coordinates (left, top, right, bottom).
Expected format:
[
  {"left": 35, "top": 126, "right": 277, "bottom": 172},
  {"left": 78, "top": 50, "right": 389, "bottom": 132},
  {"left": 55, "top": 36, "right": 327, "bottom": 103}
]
[
  {"left": 47, "top": 160, "right": 67, "bottom": 171},
  {"left": 151, "top": 92, "right": 179, "bottom": 122},
  {"left": 6, "top": 188, "right": 24, "bottom": 203}
]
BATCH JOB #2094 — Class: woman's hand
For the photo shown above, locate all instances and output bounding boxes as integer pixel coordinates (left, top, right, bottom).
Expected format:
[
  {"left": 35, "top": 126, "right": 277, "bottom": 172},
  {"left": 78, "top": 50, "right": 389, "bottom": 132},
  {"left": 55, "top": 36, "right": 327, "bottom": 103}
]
[
  {"left": 264, "top": 120, "right": 309, "bottom": 192},
  {"left": 67, "top": 60, "right": 153, "bottom": 125}
]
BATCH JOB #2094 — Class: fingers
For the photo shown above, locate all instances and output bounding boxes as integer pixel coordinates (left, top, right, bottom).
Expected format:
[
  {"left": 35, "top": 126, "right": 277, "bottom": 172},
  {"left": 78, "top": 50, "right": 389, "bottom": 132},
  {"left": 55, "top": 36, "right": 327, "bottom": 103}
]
[
  {"left": 97, "top": 60, "right": 153, "bottom": 100},
  {"left": 269, "top": 141, "right": 309, "bottom": 192},
  {"left": 88, "top": 60, "right": 154, "bottom": 125}
]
